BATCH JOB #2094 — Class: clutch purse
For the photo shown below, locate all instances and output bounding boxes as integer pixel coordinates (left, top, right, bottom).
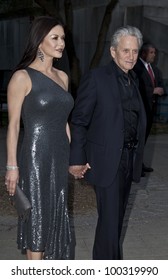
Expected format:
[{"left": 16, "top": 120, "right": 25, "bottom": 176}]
[{"left": 10, "top": 186, "right": 31, "bottom": 221}]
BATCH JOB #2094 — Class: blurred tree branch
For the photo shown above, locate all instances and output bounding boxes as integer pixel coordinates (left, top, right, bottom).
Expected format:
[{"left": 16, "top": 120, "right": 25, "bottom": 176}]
[{"left": 90, "top": 0, "right": 118, "bottom": 69}]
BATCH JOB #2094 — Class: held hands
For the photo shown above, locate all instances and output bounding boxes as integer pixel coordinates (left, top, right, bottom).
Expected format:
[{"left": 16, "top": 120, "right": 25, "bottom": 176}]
[{"left": 69, "top": 163, "right": 91, "bottom": 179}]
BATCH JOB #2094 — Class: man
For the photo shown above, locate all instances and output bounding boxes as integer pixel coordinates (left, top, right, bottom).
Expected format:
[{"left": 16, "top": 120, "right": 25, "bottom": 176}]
[
  {"left": 69, "top": 26, "right": 146, "bottom": 260},
  {"left": 133, "top": 43, "right": 164, "bottom": 176}
]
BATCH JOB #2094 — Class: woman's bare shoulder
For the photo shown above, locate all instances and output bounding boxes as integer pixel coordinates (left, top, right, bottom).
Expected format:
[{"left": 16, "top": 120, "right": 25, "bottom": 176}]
[
  {"left": 8, "top": 69, "right": 31, "bottom": 96},
  {"left": 9, "top": 69, "right": 30, "bottom": 85}
]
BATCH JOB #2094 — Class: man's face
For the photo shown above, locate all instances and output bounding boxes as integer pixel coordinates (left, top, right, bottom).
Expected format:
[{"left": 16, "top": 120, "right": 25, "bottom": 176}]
[
  {"left": 110, "top": 35, "right": 139, "bottom": 73},
  {"left": 145, "top": 47, "right": 156, "bottom": 64}
]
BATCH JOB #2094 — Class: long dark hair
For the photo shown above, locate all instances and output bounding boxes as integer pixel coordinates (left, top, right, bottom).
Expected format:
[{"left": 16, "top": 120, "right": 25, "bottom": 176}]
[{"left": 14, "top": 16, "right": 64, "bottom": 72}]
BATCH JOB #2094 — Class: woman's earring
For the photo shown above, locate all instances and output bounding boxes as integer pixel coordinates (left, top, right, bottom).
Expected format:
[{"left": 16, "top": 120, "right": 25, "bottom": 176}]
[{"left": 37, "top": 49, "right": 44, "bottom": 62}]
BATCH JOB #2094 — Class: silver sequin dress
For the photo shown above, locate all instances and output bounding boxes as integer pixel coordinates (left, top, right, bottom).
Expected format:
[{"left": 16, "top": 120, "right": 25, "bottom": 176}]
[{"left": 17, "top": 67, "right": 74, "bottom": 259}]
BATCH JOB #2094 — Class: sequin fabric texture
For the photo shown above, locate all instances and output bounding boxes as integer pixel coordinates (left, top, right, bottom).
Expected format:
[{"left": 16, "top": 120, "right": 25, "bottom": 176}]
[{"left": 17, "top": 67, "right": 74, "bottom": 259}]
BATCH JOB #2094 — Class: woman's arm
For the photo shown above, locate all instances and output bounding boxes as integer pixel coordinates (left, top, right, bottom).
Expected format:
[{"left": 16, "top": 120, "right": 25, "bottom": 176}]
[
  {"left": 5, "top": 70, "right": 31, "bottom": 196},
  {"left": 66, "top": 122, "right": 71, "bottom": 143}
]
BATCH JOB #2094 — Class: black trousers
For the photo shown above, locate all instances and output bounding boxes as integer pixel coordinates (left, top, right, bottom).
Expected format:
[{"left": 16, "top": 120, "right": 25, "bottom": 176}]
[{"left": 93, "top": 148, "right": 134, "bottom": 260}]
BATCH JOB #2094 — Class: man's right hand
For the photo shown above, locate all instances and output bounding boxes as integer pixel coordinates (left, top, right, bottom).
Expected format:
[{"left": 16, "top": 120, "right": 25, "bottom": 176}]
[
  {"left": 153, "top": 87, "right": 164, "bottom": 96},
  {"left": 69, "top": 163, "right": 91, "bottom": 179}
]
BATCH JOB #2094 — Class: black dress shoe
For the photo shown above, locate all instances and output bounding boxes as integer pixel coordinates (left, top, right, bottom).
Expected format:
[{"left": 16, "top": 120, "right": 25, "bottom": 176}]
[{"left": 142, "top": 166, "right": 154, "bottom": 172}]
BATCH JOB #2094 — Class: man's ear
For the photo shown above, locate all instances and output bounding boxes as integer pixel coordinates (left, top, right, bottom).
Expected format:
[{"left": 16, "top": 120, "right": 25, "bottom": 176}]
[{"left": 110, "top": 47, "right": 115, "bottom": 59}]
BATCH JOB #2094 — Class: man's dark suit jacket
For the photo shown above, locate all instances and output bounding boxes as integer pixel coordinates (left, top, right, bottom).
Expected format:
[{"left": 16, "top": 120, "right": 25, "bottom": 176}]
[
  {"left": 70, "top": 60, "right": 146, "bottom": 188},
  {"left": 133, "top": 58, "right": 164, "bottom": 114}
]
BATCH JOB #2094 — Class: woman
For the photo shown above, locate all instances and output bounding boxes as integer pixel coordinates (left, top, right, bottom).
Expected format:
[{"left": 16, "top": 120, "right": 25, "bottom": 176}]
[{"left": 5, "top": 16, "right": 74, "bottom": 260}]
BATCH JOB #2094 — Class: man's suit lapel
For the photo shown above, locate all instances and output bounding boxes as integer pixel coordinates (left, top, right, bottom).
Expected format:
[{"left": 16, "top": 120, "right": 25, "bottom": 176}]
[
  {"left": 139, "top": 59, "right": 154, "bottom": 86},
  {"left": 105, "top": 61, "right": 122, "bottom": 104}
]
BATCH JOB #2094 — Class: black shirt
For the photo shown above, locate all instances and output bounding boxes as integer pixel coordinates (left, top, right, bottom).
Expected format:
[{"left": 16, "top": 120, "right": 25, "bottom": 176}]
[{"left": 113, "top": 61, "right": 140, "bottom": 143}]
